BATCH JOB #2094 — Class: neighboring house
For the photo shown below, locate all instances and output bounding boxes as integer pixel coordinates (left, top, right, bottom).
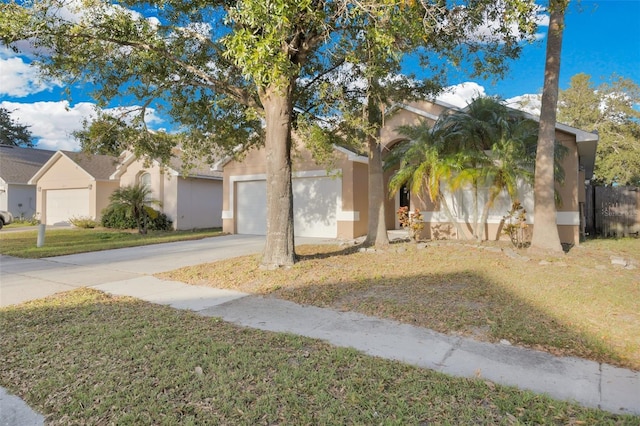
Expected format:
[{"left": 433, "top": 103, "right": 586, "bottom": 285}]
[
  {"left": 29, "top": 150, "right": 223, "bottom": 229},
  {"left": 222, "top": 99, "right": 598, "bottom": 246},
  {"left": 28, "top": 151, "right": 120, "bottom": 225},
  {"left": 0, "top": 145, "right": 57, "bottom": 220},
  {"left": 112, "top": 152, "right": 223, "bottom": 230}
]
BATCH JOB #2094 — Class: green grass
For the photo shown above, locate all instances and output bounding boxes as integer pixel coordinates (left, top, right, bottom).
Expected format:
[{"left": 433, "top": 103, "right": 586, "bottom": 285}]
[
  {"left": 0, "top": 227, "right": 224, "bottom": 258},
  {"left": 162, "top": 237, "right": 640, "bottom": 371},
  {"left": 1, "top": 289, "right": 636, "bottom": 425}
]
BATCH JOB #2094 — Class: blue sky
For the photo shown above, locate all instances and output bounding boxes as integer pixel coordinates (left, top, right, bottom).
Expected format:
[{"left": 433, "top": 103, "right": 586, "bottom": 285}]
[{"left": 0, "top": 0, "right": 638, "bottom": 151}]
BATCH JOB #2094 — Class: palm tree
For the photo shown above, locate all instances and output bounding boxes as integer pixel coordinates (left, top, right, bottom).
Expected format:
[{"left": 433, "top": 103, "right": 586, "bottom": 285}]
[
  {"left": 387, "top": 121, "right": 467, "bottom": 239},
  {"left": 530, "top": 0, "right": 569, "bottom": 253},
  {"left": 108, "top": 183, "right": 156, "bottom": 235},
  {"left": 435, "top": 99, "right": 502, "bottom": 239},
  {"left": 476, "top": 117, "right": 538, "bottom": 240}
]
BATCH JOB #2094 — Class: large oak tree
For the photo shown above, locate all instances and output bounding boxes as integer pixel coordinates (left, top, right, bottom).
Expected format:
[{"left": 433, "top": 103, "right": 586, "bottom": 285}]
[{"left": 1, "top": 0, "right": 538, "bottom": 265}]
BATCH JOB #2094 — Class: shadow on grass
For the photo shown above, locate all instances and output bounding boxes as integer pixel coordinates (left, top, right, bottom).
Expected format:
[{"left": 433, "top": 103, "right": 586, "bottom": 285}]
[
  {"left": 196, "top": 242, "right": 636, "bottom": 370},
  {"left": 271, "top": 269, "right": 622, "bottom": 368},
  {"left": 0, "top": 289, "right": 631, "bottom": 425}
]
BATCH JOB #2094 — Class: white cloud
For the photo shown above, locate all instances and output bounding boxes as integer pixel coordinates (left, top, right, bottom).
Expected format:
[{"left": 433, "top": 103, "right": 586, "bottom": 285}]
[
  {"left": 505, "top": 93, "right": 542, "bottom": 116},
  {"left": 102, "top": 106, "right": 164, "bottom": 126},
  {"left": 0, "top": 54, "right": 59, "bottom": 97},
  {"left": 1, "top": 100, "right": 165, "bottom": 152},
  {"left": 468, "top": 8, "right": 549, "bottom": 43},
  {"left": 436, "top": 82, "right": 487, "bottom": 108},
  {"left": 1, "top": 101, "right": 96, "bottom": 151}
]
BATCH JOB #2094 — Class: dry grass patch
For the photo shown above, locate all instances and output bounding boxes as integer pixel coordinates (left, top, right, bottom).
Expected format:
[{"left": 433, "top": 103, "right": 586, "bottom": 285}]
[
  {"left": 1, "top": 289, "right": 635, "bottom": 424},
  {"left": 161, "top": 238, "right": 640, "bottom": 370}
]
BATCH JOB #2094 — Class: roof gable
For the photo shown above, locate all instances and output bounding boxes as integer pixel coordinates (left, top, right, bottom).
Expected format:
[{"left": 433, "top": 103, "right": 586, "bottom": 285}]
[{"left": 28, "top": 151, "right": 119, "bottom": 184}]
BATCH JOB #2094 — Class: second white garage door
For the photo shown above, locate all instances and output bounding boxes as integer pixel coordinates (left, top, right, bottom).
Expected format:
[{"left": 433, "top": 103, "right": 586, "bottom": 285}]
[
  {"left": 45, "top": 188, "right": 90, "bottom": 225},
  {"left": 236, "top": 176, "right": 340, "bottom": 238}
]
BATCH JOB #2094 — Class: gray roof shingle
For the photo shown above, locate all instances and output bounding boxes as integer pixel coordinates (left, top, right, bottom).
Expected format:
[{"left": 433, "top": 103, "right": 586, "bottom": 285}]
[
  {"left": 0, "top": 145, "right": 57, "bottom": 184},
  {"left": 61, "top": 151, "right": 120, "bottom": 180}
]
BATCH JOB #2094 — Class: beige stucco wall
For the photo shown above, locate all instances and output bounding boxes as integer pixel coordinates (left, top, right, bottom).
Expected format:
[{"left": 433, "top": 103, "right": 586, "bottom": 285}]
[
  {"left": 118, "top": 159, "right": 167, "bottom": 208},
  {"left": 95, "top": 181, "right": 120, "bottom": 220},
  {"left": 337, "top": 161, "right": 368, "bottom": 239},
  {"left": 380, "top": 101, "right": 449, "bottom": 148}
]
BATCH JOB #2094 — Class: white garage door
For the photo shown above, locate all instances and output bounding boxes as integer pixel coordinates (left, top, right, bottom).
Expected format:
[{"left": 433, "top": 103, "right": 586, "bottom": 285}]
[
  {"left": 45, "top": 188, "right": 89, "bottom": 225},
  {"left": 236, "top": 176, "right": 340, "bottom": 238},
  {"left": 236, "top": 180, "right": 268, "bottom": 235}
]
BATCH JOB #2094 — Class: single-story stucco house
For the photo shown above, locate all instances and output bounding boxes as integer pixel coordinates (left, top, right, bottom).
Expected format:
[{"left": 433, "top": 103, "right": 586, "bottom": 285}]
[
  {"left": 0, "top": 145, "right": 56, "bottom": 220},
  {"left": 221, "top": 99, "right": 598, "bottom": 246},
  {"left": 29, "top": 150, "right": 223, "bottom": 229},
  {"left": 28, "top": 151, "right": 121, "bottom": 226}
]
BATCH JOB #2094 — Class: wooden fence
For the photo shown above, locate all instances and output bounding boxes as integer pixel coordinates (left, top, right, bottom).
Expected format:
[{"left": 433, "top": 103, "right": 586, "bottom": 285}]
[{"left": 585, "top": 185, "right": 640, "bottom": 238}]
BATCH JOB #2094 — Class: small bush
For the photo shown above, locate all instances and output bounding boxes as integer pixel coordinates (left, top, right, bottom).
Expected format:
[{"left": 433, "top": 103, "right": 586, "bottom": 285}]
[
  {"left": 397, "top": 206, "right": 424, "bottom": 241},
  {"left": 100, "top": 204, "right": 172, "bottom": 231},
  {"left": 503, "top": 201, "right": 531, "bottom": 248},
  {"left": 69, "top": 216, "right": 98, "bottom": 229},
  {"left": 13, "top": 214, "right": 40, "bottom": 226}
]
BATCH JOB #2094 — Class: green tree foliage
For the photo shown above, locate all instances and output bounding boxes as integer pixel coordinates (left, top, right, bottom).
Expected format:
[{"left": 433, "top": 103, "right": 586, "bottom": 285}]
[
  {"left": 0, "top": 0, "right": 539, "bottom": 265},
  {"left": 387, "top": 120, "right": 468, "bottom": 238},
  {"left": 0, "top": 106, "right": 33, "bottom": 147},
  {"left": 558, "top": 73, "right": 640, "bottom": 186},
  {"left": 73, "top": 114, "right": 134, "bottom": 156},
  {"left": 296, "top": 1, "right": 540, "bottom": 248},
  {"left": 437, "top": 97, "right": 540, "bottom": 240}
]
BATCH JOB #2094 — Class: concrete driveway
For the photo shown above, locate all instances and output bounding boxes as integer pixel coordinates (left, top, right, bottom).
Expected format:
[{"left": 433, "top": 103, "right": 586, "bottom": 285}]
[{"left": 0, "top": 234, "right": 328, "bottom": 307}]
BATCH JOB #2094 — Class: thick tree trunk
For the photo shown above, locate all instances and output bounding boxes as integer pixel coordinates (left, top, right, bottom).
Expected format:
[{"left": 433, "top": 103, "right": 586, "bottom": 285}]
[
  {"left": 530, "top": 1, "right": 567, "bottom": 253},
  {"left": 259, "top": 83, "right": 296, "bottom": 267},
  {"left": 364, "top": 133, "right": 390, "bottom": 247},
  {"left": 363, "top": 87, "right": 389, "bottom": 248}
]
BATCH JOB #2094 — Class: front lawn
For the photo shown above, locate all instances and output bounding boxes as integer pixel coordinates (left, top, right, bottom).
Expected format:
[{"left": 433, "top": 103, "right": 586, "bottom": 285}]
[
  {"left": 0, "top": 227, "right": 223, "bottom": 258},
  {"left": 162, "top": 238, "right": 640, "bottom": 371},
  {"left": 1, "top": 289, "right": 634, "bottom": 424}
]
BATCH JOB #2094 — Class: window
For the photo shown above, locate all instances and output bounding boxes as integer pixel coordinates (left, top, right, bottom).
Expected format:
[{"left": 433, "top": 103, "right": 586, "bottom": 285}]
[{"left": 139, "top": 172, "right": 152, "bottom": 200}]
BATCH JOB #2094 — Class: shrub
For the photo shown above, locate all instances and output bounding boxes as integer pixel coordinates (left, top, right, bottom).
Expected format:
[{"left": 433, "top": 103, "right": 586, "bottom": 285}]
[
  {"left": 397, "top": 206, "right": 424, "bottom": 241},
  {"left": 13, "top": 214, "right": 40, "bottom": 226},
  {"left": 100, "top": 204, "right": 172, "bottom": 231},
  {"left": 69, "top": 216, "right": 98, "bottom": 229},
  {"left": 502, "top": 201, "right": 531, "bottom": 248}
]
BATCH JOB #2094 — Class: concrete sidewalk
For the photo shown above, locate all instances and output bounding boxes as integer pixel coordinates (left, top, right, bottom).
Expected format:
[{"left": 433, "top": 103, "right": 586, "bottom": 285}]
[
  {"left": 1, "top": 235, "right": 639, "bottom": 423},
  {"left": 93, "top": 277, "right": 640, "bottom": 416}
]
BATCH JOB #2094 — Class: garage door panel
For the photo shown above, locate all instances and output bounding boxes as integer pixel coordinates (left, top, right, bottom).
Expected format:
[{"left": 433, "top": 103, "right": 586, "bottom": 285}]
[
  {"left": 236, "top": 181, "right": 267, "bottom": 235},
  {"left": 293, "top": 177, "right": 338, "bottom": 238},
  {"left": 45, "top": 189, "right": 89, "bottom": 225},
  {"left": 236, "top": 176, "right": 339, "bottom": 238}
]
